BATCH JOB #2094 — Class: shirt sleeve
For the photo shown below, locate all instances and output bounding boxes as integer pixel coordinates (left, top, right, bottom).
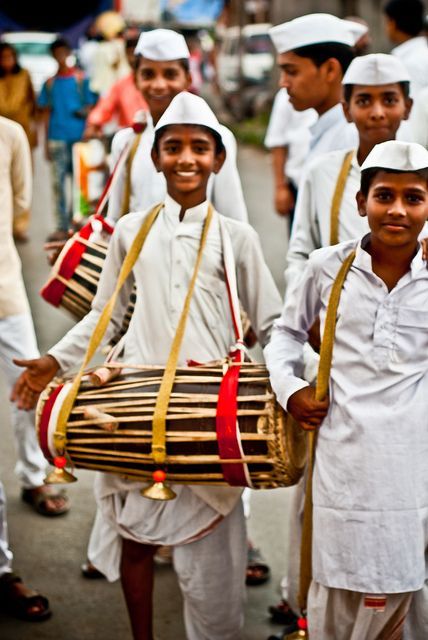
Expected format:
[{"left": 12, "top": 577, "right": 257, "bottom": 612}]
[
  {"left": 264, "top": 256, "right": 322, "bottom": 411},
  {"left": 409, "top": 91, "right": 428, "bottom": 148},
  {"left": 234, "top": 225, "right": 283, "bottom": 348},
  {"left": 38, "top": 81, "right": 50, "bottom": 108},
  {"left": 11, "top": 124, "right": 32, "bottom": 219},
  {"left": 284, "top": 163, "right": 321, "bottom": 290},
  {"left": 264, "top": 90, "right": 291, "bottom": 148},
  {"left": 48, "top": 220, "right": 135, "bottom": 373},
  {"left": 87, "top": 84, "right": 118, "bottom": 126},
  {"left": 211, "top": 126, "right": 248, "bottom": 223}
]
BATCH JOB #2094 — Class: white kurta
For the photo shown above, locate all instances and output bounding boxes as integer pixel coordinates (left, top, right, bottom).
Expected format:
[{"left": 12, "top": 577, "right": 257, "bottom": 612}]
[
  {"left": 48, "top": 195, "right": 282, "bottom": 571},
  {"left": 264, "top": 89, "right": 317, "bottom": 187},
  {"left": 307, "top": 103, "right": 358, "bottom": 160},
  {"left": 265, "top": 238, "right": 428, "bottom": 593},
  {"left": 409, "top": 85, "right": 428, "bottom": 148},
  {"left": 392, "top": 37, "right": 428, "bottom": 97},
  {"left": 106, "top": 114, "right": 248, "bottom": 223}
]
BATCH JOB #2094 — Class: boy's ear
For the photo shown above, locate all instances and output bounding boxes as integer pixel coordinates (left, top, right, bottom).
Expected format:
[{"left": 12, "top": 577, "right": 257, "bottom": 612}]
[
  {"left": 213, "top": 148, "right": 226, "bottom": 174},
  {"left": 341, "top": 99, "right": 353, "bottom": 124},
  {"left": 403, "top": 97, "right": 413, "bottom": 121},
  {"left": 356, "top": 190, "right": 367, "bottom": 218},
  {"left": 151, "top": 147, "right": 162, "bottom": 173}
]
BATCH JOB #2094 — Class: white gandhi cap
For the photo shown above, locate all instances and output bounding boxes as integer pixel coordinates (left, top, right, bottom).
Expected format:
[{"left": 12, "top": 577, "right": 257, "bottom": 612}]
[
  {"left": 269, "top": 13, "right": 368, "bottom": 54},
  {"left": 154, "top": 92, "right": 224, "bottom": 143},
  {"left": 343, "top": 53, "right": 410, "bottom": 85},
  {"left": 361, "top": 141, "right": 428, "bottom": 172},
  {"left": 134, "top": 29, "right": 190, "bottom": 60}
]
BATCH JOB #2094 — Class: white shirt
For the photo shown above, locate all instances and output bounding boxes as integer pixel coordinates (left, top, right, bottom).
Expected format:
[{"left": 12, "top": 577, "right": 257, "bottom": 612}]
[
  {"left": 392, "top": 36, "right": 428, "bottom": 97},
  {"left": 0, "top": 116, "right": 32, "bottom": 318},
  {"left": 308, "top": 103, "right": 358, "bottom": 160},
  {"left": 49, "top": 195, "right": 282, "bottom": 543},
  {"left": 409, "top": 85, "right": 428, "bottom": 148},
  {"left": 285, "top": 149, "right": 367, "bottom": 289},
  {"left": 265, "top": 237, "right": 428, "bottom": 593},
  {"left": 107, "top": 114, "right": 248, "bottom": 223},
  {"left": 264, "top": 89, "right": 317, "bottom": 186}
]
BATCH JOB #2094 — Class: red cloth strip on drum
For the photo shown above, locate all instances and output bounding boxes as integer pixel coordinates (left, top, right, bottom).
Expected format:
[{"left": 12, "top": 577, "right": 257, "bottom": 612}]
[
  {"left": 40, "top": 215, "right": 114, "bottom": 306},
  {"left": 38, "top": 384, "right": 64, "bottom": 463}
]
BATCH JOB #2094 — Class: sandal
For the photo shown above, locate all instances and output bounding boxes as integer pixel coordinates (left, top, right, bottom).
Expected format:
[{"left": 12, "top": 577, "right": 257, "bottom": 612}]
[
  {"left": 268, "top": 599, "right": 299, "bottom": 625},
  {"left": 0, "top": 572, "right": 51, "bottom": 622},
  {"left": 81, "top": 561, "right": 105, "bottom": 580},
  {"left": 21, "top": 486, "right": 70, "bottom": 517},
  {"left": 246, "top": 545, "right": 270, "bottom": 586}
]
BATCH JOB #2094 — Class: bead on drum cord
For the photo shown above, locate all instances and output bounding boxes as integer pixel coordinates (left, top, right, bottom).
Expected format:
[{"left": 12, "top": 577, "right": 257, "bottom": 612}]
[
  {"left": 152, "top": 469, "right": 166, "bottom": 483},
  {"left": 53, "top": 455, "right": 67, "bottom": 469}
]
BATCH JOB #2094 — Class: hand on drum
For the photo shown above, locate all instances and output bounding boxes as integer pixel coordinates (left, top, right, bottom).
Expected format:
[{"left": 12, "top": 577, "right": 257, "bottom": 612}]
[
  {"left": 11, "top": 355, "right": 60, "bottom": 411},
  {"left": 287, "top": 386, "right": 329, "bottom": 432}
]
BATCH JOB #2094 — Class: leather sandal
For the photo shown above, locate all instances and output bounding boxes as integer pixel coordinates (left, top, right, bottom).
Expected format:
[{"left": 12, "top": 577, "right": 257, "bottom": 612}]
[
  {"left": 21, "top": 486, "right": 70, "bottom": 517},
  {"left": 0, "top": 573, "right": 51, "bottom": 622}
]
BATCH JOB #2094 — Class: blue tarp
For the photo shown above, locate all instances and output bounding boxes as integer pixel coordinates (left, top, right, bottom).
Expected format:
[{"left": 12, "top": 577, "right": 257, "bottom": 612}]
[{"left": 160, "top": 0, "right": 225, "bottom": 25}]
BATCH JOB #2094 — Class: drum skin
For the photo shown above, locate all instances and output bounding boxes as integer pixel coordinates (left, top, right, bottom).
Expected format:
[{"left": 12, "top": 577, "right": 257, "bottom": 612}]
[{"left": 36, "top": 364, "right": 306, "bottom": 490}]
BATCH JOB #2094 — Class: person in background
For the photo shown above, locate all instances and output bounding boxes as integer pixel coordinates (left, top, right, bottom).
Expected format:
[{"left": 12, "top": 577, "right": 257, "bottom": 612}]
[
  {"left": 384, "top": 0, "right": 428, "bottom": 97},
  {"left": 90, "top": 11, "right": 130, "bottom": 96},
  {"left": 84, "top": 35, "right": 147, "bottom": 139},
  {"left": 0, "top": 42, "right": 37, "bottom": 243},
  {"left": 38, "top": 38, "right": 97, "bottom": 242}
]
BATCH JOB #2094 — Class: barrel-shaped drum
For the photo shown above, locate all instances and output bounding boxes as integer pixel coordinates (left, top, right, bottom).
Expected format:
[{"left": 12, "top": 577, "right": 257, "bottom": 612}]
[{"left": 36, "top": 364, "right": 306, "bottom": 490}]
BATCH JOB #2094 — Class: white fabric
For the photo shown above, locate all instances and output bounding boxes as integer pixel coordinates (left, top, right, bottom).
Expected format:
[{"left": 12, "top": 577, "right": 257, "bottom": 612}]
[
  {"left": 307, "top": 104, "right": 358, "bottom": 159},
  {"left": 308, "top": 581, "right": 412, "bottom": 640},
  {"left": 361, "top": 140, "right": 428, "bottom": 172},
  {"left": 269, "top": 13, "right": 367, "bottom": 54},
  {"left": 343, "top": 53, "right": 410, "bottom": 85},
  {"left": 134, "top": 28, "right": 190, "bottom": 61},
  {"left": 264, "top": 89, "right": 317, "bottom": 186},
  {"left": 173, "top": 500, "right": 246, "bottom": 640},
  {"left": 48, "top": 196, "right": 282, "bottom": 575},
  {"left": 265, "top": 238, "right": 428, "bottom": 593},
  {"left": 0, "top": 313, "right": 47, "bottom": 488},
  {"left": 0, "top": 481, "right": 12, "bottom": 577},
  {"left": 0, "top": 117, "right": 32, "bottom": 318},
  {"left": 106, "top": 114, "right": 248, "bottom": 223},
  {"left": 409, "top": 86, "right": 428, "bottom": 148},
  {"left": 155, "top": 91, "right": 224, "bottom": 140},
  {"left": 392, "top": 37, "right": 428, "bottom": 97},
  {"left": 285, "top": 148, "right": 366, "bottom": 289},
  {"left": 404, "top": 569, "right": 428, "bottom": 640}
]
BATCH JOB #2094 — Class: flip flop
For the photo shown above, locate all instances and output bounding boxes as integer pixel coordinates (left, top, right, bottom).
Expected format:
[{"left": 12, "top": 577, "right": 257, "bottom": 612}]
[
  {"left": 81, "top": 561, "right": 105, "bottom": 580},
  {"left": 21, "top": 486, "right": 70, "bottom": 517},
  {"left": 268, "top": 599, "right": 299, "bottom": 625},
  {"left": 246, "top": 546, "right": 270, "bottom": 586},
  {"left": 0, "top": 573, "right": 52, "bottom": 622}
]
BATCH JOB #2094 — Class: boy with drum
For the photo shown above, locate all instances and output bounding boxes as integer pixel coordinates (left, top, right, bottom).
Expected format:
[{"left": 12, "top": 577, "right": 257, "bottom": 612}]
[
  {"left": 12, "top": 92, "right": 282, "bottom": 640},
  {"left": 265, "top": 139, "right": 428, "bottom": 638}
]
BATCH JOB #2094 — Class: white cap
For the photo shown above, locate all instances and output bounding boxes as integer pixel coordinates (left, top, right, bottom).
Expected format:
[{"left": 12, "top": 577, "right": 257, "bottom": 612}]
[
  {"left": 134, "top": 29, "right": 190, "bottom": 61},
  {"left": 343, "top": 53, "right": 410, "bottom": 85},
  {"left": 269, "top": 13, "right": 368, "bottom": 54},
  {"left": 154, "top": 92, "right": 224, "bottom": 143},
  {"left": 361, "top": 141, "right": 428, "bottom": 172}
]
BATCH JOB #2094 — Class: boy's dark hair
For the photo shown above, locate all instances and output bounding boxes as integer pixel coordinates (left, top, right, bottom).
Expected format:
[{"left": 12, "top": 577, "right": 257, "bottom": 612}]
[
  {"left": 136, "top": 55, "right": 190, "bottom": 74},
  {"left": 360, "top": 167, "right": 428, "bottom": 196},
  {"left": 343, "top": 80, "right": 411, "bottom": 102},
  {"left": 292, "top": 42, "right": 355, "bottom": 75},
  {"left": 383, "top": 0, "right": 424, "bottom": 37},
  {"left": 0, "top": 43, "right": 21, "bottom": 76},
  {"left": 153, "top": 124, "right": 225, "bottom": 155},
  {"left": 125, "top": 37, "right": 140, "bottom": 51},
  {"left": 50, "top": 38, "right": 71, "bottom": 55}
]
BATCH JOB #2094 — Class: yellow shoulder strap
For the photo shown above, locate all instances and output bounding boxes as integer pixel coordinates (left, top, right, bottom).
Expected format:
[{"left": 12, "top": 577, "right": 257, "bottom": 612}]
[
  {"left": 120, "top": 132, "right": 142, "bottom": 217},
  {"left": 329, "top": 150, "right": 354, "bottom": 246},
  {"left": 298, "top": 249, "right": 356, "bottom": 612},
  {"left": 53, "top": 202, "right": 163, "bottom": 453}
]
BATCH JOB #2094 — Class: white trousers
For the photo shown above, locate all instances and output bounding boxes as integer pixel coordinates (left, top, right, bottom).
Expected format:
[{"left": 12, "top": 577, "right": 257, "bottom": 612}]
[
  {"left": 403, "top": 550, "right": 428, "bottom": 640},
  {"left": 308, "top": 580, "right": 412, "bottom": 640},
  {"left": 0, "top": 313, "right": 47, "bottom": 489},
  {"left": 0, "top": 480, "right": 13, "bottom": 577}
]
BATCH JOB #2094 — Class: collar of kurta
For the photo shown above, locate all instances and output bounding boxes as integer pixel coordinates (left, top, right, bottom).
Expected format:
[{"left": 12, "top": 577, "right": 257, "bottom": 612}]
[
  {"left": 164, "top": 193, "right": 211, "bottom": 225},
  {"left": 356, "top": 234, "right": 425, "bottom": 277},
  {"left": 309, "top": 103, "right": 344, "bottom": 144}
]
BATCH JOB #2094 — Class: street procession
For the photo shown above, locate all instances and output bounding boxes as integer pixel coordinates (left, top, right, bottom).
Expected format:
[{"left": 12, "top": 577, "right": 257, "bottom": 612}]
[{"left": 1, "top": 0, "right": 428, "bottom": 638}]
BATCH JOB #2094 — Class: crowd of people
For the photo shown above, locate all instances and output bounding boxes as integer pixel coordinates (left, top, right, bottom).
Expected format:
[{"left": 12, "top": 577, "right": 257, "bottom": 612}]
[{"left": 1, "top": 0, "right": 428, "bottom": 638}]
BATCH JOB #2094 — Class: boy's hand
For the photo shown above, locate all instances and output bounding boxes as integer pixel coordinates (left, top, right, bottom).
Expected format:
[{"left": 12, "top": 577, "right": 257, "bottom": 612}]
[
  {"left": 287, "top": 386, "right": 329, "bottom": 431},
  {"left": 275, "top": 183, "right": 295, "bottom": 217},
  {"left": 11, "top": 355, "right": 60, "bottom": 411}
]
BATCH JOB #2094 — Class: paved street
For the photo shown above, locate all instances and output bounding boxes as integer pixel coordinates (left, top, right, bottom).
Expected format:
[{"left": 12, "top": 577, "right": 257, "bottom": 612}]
[{"left": 0, "top": 142, "right": 294, "bottom": 640}]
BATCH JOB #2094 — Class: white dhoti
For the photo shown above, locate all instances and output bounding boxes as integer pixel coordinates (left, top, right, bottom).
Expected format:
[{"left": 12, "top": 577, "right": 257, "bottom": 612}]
[
  {"left": 403, "top": 548, "right": 428, "bottom": 640},
  {"left": 0, "top": 481, "right": 13, "bottom": 577},
  {"left": 0, "top": 313, "right": 47, "bottom": 489},
  {"left": 308, "top": 580, "right": 412, "bottom": 640}
]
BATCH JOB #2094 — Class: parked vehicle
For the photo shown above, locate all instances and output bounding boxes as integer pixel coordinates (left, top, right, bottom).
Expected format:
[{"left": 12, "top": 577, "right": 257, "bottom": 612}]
[
  {"left": 216, "top": 23, "right": 274, "bottom": 119},
  {"left": 1, "top": 32, "right": 58, "bottom": 93}
]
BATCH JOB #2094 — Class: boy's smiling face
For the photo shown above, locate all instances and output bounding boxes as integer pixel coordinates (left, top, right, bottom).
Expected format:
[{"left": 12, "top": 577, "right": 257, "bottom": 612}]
[
  {"left": 152, "top": 125, "right": 225, "bottom": 205},
  {"left": 357, "top": 171, "right": 428, "bottom": 247},
  {"left": 136, "top": 58, "right": 191, "bottom": 121},
  {"left": 343, "top": 84, "right": 412, "bottom": 147}
]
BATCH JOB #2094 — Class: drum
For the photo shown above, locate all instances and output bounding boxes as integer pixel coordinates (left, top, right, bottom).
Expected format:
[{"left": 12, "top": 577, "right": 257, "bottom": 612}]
[{"left": 36, "top": 364, "right": 306, "bottom": 490}]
